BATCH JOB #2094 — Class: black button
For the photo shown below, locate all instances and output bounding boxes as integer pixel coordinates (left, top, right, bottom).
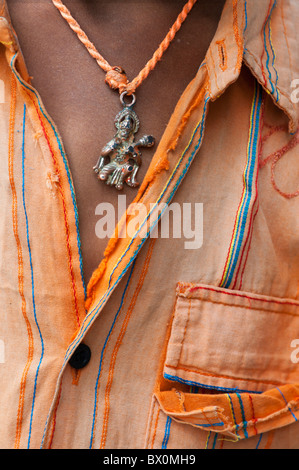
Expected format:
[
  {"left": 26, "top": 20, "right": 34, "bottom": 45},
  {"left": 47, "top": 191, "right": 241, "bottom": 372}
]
[{"left": 69, "top": 343, "right": 91, "bottom": 370}]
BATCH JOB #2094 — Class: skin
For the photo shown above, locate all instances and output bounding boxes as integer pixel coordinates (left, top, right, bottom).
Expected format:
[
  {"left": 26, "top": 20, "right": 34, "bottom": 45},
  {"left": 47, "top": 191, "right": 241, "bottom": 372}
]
[{"left": 6, "top": 0, "right": 226, "bottom": 285}]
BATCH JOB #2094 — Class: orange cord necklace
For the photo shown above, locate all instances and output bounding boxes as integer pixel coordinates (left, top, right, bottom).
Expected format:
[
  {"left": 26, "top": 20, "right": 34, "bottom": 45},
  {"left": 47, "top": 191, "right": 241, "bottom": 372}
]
[{"left": 51, "top": 0, "right": 198, "bottom": 190}]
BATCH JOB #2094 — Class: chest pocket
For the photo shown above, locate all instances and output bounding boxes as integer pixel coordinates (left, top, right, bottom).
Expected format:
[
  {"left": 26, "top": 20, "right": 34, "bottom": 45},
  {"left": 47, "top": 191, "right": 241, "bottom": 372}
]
[{"left": 153, "top": 282, "right": 299, "bottom": 440}]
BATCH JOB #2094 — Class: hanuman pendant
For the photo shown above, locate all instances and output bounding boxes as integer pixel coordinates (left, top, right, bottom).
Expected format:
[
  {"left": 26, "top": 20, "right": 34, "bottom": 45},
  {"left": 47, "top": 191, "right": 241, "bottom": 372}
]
[{"left": 93, "top": 92, "right": 155, "bottom": 191}]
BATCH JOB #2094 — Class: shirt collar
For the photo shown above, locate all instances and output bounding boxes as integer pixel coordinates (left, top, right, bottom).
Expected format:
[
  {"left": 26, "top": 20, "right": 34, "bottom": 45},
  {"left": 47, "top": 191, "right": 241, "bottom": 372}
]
[{"left": 0, "top": 1, "right": 30, "bottom": 82}]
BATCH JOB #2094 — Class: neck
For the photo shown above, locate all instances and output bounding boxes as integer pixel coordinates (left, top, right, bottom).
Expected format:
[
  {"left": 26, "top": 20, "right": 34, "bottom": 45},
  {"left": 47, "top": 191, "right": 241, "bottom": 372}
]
[{"left": 7, "top": 0, "right": 226, "bottom": 88}]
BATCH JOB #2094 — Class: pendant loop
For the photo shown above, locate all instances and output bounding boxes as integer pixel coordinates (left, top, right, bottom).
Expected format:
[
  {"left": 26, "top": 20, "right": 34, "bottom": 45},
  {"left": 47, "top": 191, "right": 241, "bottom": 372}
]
[{"left": 120, "top": 91, "right": 136, "bottom": 108}]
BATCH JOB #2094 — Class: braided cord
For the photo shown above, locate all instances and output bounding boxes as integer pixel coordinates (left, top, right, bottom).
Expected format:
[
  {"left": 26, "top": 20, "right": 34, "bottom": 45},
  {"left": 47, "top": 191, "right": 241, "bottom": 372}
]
[{"left": 51, "top": 0, "right": 197, "bottom": 94}]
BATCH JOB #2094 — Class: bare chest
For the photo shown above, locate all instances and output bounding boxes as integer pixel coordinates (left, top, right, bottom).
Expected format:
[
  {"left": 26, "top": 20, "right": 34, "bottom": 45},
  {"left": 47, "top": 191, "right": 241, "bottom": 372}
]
[{"left": 7, "top": 0, "right": 225, "bottom": 283}]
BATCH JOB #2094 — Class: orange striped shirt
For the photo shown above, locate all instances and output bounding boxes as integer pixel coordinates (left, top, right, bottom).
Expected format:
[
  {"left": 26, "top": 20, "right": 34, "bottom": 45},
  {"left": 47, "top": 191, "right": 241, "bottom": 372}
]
[{"left": 0, "top": 0, "right": 299, "bottom": 449}]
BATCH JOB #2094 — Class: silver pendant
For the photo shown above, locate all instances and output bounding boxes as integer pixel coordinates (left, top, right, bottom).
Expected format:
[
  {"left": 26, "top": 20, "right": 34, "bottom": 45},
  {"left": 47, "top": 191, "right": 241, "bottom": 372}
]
[{"left": 93, "top": 92, "right": 155, "bottom": 190}]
